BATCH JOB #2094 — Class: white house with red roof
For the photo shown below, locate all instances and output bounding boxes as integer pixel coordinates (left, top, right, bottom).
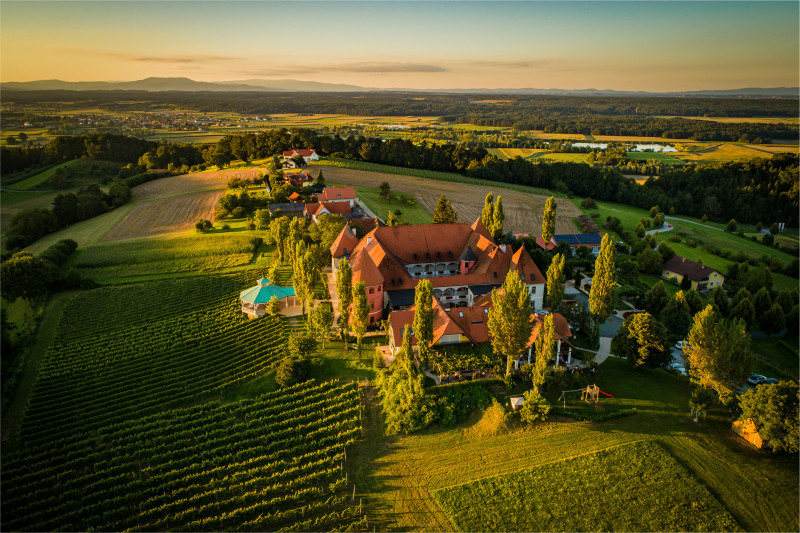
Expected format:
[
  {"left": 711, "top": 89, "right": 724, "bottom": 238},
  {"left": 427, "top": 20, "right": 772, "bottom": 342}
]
[
  {"left": 318, "top": 186, "right": 357, "bottom": 207},
  {"left": 282, "top": 149, "right": 319, "bottom": 163}
]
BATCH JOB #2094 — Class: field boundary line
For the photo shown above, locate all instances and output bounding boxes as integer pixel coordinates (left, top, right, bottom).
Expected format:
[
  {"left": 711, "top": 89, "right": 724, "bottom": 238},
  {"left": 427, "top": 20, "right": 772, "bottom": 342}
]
[{"left": 1, "top": 291, "right": 83, "bottom": 448}]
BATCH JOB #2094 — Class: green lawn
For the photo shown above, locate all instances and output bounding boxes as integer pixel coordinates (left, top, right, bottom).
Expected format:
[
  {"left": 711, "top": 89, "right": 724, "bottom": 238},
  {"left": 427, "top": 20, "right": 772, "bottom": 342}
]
[
  {"left": 625, "top": 151, "right": 685, "bottom": 165},
  {"left": 6, "top": 162, "right": 70, "bottom": 190},
  {"left": 751, "top": 335, "right": 799, "bottom": 380},
  {"left": 434, "top": 441, "right": 738, "bottom": 532},
  {"left": 537, "top": 152, "right": 590, "bottom": 163},
  {"left": 359, "top": 357, "right": 798, "bottom": 532},
  {"left": 354, "top": 186, "right": 432, "bottom": 225}
]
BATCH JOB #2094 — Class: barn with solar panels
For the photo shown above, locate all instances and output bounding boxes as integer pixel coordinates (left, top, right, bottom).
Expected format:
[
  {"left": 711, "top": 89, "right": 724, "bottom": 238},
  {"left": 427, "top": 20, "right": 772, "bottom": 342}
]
[{"left": 537, "top": 233, "right": 604, "bottom": 256}]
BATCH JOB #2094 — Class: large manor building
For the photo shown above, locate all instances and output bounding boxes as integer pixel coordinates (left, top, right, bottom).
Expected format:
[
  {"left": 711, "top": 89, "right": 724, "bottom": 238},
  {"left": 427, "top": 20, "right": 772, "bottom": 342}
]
[{"left": 330, "top": 218, "right": 546, "bottom": 324}]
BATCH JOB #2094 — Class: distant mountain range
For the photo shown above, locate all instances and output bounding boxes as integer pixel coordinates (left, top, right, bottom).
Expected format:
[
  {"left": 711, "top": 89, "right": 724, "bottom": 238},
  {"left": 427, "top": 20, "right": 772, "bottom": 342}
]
[{"left": 1, "top": 77, "right": 797, "bottom": 97}]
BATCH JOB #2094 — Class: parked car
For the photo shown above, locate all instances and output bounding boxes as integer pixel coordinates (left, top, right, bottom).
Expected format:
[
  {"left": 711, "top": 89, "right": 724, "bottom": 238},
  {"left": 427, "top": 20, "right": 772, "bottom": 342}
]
[
  {"left": 674, "top": 340, "right": 692, "bottom": 349},
  {"left": 760, "top": 378, "right": 779, "bottom": 386},
  {"left": 669, "top": 362, "right": 686, "bottom": 375},
  {"left": 747, "top": 374, "right": 767, "bottom": 386}
]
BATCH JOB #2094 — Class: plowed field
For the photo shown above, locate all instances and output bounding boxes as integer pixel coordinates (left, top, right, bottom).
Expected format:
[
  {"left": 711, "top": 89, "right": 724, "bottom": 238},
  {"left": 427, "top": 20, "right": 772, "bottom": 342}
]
[
  {"left": 309, "top": 165, "right": 580, "bottom": 234},
  {"left": 132, "top": 168, "right": 263, "bottom": 199},
  {"left": 101, "top": 190, "right": 223, "bottom": 242}
]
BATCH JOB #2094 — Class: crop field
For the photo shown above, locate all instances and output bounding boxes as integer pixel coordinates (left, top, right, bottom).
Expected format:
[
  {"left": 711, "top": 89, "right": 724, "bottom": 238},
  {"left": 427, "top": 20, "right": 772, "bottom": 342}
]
[
  {"left": 24, "top": 203, "right": 135, "bottom": 254},
  {"left": 625, "top": 151, "right": 685, "bottom": 164},
  {"left": 359, "top": 357, "right": 798, "bottom": 532},
  {"left": 527, "top": 130, "right": 587, "bottom": 140},
  {"left": 491, "top": 148, "right": 552, "bottom": 160},
  {"left": 434, "top": 441, "right": 739, "bottom": 532},
  {"left": 100, "top": 190, "right": 224, "bottom": 242},
  {"left": 536, "top": 152, "right": 591, "bottom": 164},
  {"left": 310, "top": 164, "right": 581, "bottom": 234},
  {"left": 132, "top": 168, "right": 264, "bottom": 200},
  {"left": 671, "top": 143, "right": 790, "bottom": 163},
  {"left": 2, "top": 379, "right": 365, "bottom": 532},
  {"left": 73, "top": 233, "right": 265, "bottom": 282},
  {"left": 16, "top": 271, "right": 291, "bottom": 445}
]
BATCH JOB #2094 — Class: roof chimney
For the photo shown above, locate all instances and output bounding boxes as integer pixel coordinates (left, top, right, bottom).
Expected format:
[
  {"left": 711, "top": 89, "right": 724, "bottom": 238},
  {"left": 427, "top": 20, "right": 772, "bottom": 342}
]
[
  {"left": 367, "top": 236, "right": 372, "bottom": 245},
  {"left": 499, "top": 244, "right": 507, "bottom": 253},
  {"left": 681, "top": 258, "right": 686, "bottom": 262}
]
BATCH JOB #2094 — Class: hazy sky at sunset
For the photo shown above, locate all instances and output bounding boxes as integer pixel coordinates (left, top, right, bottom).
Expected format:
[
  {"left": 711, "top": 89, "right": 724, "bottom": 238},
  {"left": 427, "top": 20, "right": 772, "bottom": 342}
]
[{"left": 2, "top": 1, "right": 798, "bottom": 91}]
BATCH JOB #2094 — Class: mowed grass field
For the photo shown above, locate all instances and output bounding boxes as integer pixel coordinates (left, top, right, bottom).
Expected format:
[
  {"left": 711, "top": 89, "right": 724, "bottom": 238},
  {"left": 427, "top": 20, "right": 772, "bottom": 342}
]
[
  {"left": 536, "top": 152, "right": 591, "bottom": 163},
  {"left": 357, "top": 358, "right": 798, "bottom": 532},
  {"left": 353, "top": 186, "right": 432, "bottom": 225},
  {"left": 488, "top": 148, "right": 552, "bottom": 160},
  {"left": 434, "top": 441, "right": 739, "bottom": 532},
  {"left": 310, "top": 164, "right": 581, "bottom": 234},
  {"left": 672, "top": 143, "right": 797, "bottom": 163},
  {"left": 625, "top": 151, "right": 685, "bottom": 165}
]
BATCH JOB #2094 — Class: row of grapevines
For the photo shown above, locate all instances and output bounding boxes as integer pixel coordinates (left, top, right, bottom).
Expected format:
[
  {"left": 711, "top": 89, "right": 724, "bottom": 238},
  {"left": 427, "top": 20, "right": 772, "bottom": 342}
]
[{"left": 2, "top": 380, "right": 365, "bottom": 532}]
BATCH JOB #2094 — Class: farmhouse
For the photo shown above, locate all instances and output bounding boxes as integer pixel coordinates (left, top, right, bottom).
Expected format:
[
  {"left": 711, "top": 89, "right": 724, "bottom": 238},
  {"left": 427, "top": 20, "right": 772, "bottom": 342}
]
[
  {"left": 288, "top": 192, "right": 304, "bottom": 203},
  {"left": 282, "top": 148, "right": 319, "bottom": 161},
  {"left": 283, "top": 169, "right": 315, "bottom": 188},
  {"left": 662, "top": 255, "right": 724, "bottom": 291},
  {"left": 332, "top": 219, "right": 546, "bottom": 324},
  {"left": 318, "top": 186, "right": 357, "bottom": 207},
  {"left": 304, "top": 201, "right": 353, "bottom": 222},
  {"left": 239, "top": 277, "right": 296, "bottom": 318},
  {"left": 536, "top": 233, "right": 604, "bottom": 256}
]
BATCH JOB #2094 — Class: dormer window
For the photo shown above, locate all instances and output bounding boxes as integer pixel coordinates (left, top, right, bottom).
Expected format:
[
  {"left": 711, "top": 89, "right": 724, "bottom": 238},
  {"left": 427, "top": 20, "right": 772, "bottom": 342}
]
[
  {"left": 458, "top": 311, "right": 464, "bottom": 318},
  {"left": 413, "top": 253, "right": 418, "bottom": 260},
  {"left": 493, "top": 272, "right": 498, "bottom": 278}
]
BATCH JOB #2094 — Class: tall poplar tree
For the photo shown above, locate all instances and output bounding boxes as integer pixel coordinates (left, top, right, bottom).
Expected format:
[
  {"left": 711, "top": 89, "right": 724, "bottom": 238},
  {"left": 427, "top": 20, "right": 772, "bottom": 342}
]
[
  {"left": 432, "top": 194, "right": 458, "bottom": 224},
  {"left": 412, "top": 279, "right": 434, "bottom": 368},
  {"left": 481, "top": 192, "right": 494, "bottom": 233},
  {"left": 532, "top": 313, "right": 555, "bottom": 392},
  {"left": 541, "top": 196, "right": 557, "bottom": 245},
  {"left": 492, "top": 196, "right": 505, "bottom": 240},
  {"left": 488, "top": 272, "right": 533, "bottom": 376},
  {"left": 336, "top": 258, "right": 353, "bottom": 349},
  {"left": 589, "top": 233, "right": 616, "bottom": 323},
  {"left": 292, "top": 249, "right": 319, "bottom": 317},
  {"left": 545, "top": 252, "right": 566, "bottom": 310},
  {"left": 352, "top": 281, "right": 370, "bottom": 360}
]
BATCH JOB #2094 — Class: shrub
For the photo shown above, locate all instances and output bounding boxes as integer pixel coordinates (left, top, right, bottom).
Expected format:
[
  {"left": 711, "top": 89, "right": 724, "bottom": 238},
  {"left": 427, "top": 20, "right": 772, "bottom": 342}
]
[
  {"left": 274, "top": 356, "right": 310, "bottom": 387},
  {"left": 519, "top": 390, "right": 551, "bottom": 423},
  {"left": 373, "top": 350, "right": 386, "bottom": 370},
  {"left": 580, "top": 198, "right": 597, "bottom": 209},
  {"left": 194, "top": 219, "right": 213, "bottom": 233},
  {"left": 231, "top": 207, "right": 247, "bottom": 219}
]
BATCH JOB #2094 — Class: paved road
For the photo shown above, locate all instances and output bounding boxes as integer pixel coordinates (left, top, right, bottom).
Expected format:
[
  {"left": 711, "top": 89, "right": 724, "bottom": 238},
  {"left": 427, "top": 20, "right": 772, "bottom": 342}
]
[
  {"left": 665, "top": 216, "right": 724, "bottom": 232},
  {"left": 645, "top": 224, "right": 674, "bottom": 236}
]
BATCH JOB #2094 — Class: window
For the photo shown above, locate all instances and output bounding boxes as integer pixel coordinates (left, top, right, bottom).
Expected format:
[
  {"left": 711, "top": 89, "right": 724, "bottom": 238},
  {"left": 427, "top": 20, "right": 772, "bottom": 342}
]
[{"left": 369, "top": 288, "right": 374, "bottom": 294}]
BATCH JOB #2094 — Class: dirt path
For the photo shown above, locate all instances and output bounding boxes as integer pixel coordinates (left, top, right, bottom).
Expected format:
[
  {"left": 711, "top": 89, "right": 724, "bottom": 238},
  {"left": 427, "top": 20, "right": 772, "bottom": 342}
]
[
  {"left": 1, "top": 291, "right": 81, "bottom": 448},
  {"left": 309, "top": 165, "right": 581, "bottom": 235}
]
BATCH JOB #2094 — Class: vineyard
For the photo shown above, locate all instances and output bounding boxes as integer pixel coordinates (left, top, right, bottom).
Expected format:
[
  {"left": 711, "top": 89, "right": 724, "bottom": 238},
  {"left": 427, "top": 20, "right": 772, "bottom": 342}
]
[
  {"left": 18, "top": 271, "right": 291, "bottom": 446},
  {"left": 2, "top": 379, "right": 366, "bottom": 532}
]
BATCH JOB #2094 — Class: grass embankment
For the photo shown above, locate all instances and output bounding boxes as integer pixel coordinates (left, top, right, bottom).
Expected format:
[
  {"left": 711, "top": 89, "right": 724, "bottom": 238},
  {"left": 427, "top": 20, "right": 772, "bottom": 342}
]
[
  {"left": 434, "top": 441, "right": 738, "bottom": 532},
  {"left": 353, "top": 186, "right": 431, "bottom": 225},
  {"left": 360, "top": 357, "right": 798, "bottom": 532},
  {"left": 23, "top": 203, "right": 135, "bottom": 255}
]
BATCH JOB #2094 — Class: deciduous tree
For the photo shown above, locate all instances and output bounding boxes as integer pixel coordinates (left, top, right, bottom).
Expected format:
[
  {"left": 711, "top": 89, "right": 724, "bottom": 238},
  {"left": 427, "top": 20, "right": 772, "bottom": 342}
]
[
  {"left": 541, "top": 196, "right": 557, "bottom": 245},
  {"left": 684, "top": 305, "right": 752, "bottom": 403},
  {"left": 488, "top": 272, "right": 533, "bottom": 376},
  {"left": 611, "top": 312, "right": 671, "bottom": 368},
  {"left": 336, "top": 258, "right": 353, "bottom": 349},
  {"left": 481, "top": 192, "right": 494, "bottom": 233},
  {"left": 545, "top": 253, "right": 565, "bottom": 310},
  {"left": 738, "top": 381, "right": 799, "bottom": 453},
  {"left": 491, "top": 196, "right": 505, "bottom": 240},
  {"left": 412, "top": 279, "right": 434, "bottom": 367},
  {"left": 352, "top": 281, "right": 370, "bottom": 360},
  {"left": 308, "top": 301, "right": 334, "bottom": 351},
  {"left": 532, "top": 313, "right": 555, "bottom": 391},
  {"left": 589, "top": 233, "right": 616, "bottom": 323}
]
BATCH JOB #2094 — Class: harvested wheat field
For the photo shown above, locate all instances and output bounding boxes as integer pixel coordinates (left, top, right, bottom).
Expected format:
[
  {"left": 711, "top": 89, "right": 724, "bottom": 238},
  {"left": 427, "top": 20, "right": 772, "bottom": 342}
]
[
  {"left": 132, "top": 168, "right": 264, "bottom": 200},
  {"left": 309, "top": 166, "right": 580, "bottom": 234},
  {"left": 101, "top": 190, "right": 224, "bottom": 242}
]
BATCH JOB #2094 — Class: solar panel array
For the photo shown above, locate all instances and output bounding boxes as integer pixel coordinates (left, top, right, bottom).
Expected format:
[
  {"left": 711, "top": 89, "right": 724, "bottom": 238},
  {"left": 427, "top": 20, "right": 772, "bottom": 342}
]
[{"left": 553, "top": 233, "right": 602, "bottom": 246}]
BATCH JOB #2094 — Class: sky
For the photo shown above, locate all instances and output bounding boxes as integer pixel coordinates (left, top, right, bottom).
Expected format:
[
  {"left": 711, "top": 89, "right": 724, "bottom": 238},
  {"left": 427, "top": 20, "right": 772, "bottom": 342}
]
[{"left": 1, "top": 1, "right": 798, "bottom": 91}]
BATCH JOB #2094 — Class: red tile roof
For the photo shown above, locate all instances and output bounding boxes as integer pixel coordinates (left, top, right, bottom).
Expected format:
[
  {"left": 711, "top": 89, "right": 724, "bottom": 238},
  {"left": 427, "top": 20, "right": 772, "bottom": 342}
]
[
  {"left": 282, "top": 149, "right": 317, "bottom": 158},
  {"left": 330, "top": 225, "right": 359, "bottom": 258},
  {"left": 535, "top": 236, "right": 556, "bottom": 251},
  {"left": 288, "top": 192, "right": 303, "bottom": 202},
  {"left": 318, "top": 186, "right": 356, "bottom": 202},
  {"left": 347, "top": 221, "right": 543, "bottom": 294}
]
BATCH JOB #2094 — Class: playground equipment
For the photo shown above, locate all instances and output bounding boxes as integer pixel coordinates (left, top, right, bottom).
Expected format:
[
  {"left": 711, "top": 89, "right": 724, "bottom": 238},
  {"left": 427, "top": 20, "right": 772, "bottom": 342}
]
[{"left": 558, "top": 384, "right": 613, "bottom": 407}]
